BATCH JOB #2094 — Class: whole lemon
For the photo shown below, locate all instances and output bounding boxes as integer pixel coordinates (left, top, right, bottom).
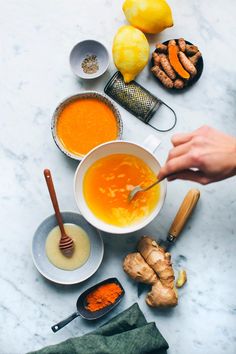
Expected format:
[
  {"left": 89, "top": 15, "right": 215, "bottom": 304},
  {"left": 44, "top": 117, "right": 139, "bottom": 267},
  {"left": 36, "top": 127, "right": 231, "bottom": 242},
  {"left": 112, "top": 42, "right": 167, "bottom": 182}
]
[
  {"left": 123, "top": 0, "right": 173, "bottom": 34},
  {"left": 112, "top": 25, "right": 149, "bottom": 83}
]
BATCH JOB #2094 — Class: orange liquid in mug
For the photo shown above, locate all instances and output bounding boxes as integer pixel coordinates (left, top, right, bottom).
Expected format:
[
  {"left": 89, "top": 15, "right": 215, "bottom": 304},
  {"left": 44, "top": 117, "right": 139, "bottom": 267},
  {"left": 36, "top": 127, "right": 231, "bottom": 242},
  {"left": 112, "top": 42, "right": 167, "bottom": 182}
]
[
  {"left": 83, "top": 154, "right": 160, "bottom": 227},
  {"left": 56, "top": 98, "right": 119, "bottom": 157}
]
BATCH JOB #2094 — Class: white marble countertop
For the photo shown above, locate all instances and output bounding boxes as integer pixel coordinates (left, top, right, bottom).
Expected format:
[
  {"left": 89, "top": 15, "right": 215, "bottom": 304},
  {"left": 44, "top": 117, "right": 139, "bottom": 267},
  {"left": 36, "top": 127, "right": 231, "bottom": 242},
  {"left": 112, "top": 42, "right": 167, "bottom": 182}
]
[{"left": 1, "top": 0, "right": 236, "bottom": 353}]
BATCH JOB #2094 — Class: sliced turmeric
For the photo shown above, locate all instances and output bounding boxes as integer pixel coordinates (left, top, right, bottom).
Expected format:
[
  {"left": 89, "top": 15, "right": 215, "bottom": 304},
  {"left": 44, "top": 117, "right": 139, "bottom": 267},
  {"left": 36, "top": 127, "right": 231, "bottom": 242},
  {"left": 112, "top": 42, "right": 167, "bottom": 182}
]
[{"left": 168, "top": 42, "right": 190, "bottom": 80}]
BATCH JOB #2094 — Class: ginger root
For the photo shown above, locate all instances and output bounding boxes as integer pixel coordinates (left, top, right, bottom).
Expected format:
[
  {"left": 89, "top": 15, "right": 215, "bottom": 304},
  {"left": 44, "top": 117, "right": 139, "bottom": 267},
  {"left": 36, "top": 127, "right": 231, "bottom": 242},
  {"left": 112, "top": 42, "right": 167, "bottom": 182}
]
[
  {"left": 123, "top": 236, "right": 178, "bottom": 307},
  {"left": 176, "top": 269, "right": 187, "bottom": 288},
  {"left": 123, "top": 252, "right": 157, "bottom": 285}
]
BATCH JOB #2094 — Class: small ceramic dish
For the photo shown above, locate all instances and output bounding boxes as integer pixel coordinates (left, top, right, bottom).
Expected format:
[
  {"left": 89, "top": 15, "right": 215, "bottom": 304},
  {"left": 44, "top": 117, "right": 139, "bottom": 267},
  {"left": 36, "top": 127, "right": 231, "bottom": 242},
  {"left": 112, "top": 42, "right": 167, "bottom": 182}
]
[
  {"left": 151, "top": 39, "right": 204, "bottom": 91},
  {"left": 32, "top": 211, "right": 104, "bottom": 285},
  {"left": 51, "top": 91, "right": 123, "bottom": 161},
  {"left": 70, "top": 40, "right": 109, "bottom": 79}
]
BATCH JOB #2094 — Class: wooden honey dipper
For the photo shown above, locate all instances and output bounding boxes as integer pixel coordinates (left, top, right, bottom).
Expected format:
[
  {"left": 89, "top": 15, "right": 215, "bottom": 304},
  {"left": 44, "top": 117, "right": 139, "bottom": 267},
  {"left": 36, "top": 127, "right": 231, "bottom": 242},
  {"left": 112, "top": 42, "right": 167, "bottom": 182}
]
[{"left": 44, "top": 169, "right": 74, "bottom": 257}]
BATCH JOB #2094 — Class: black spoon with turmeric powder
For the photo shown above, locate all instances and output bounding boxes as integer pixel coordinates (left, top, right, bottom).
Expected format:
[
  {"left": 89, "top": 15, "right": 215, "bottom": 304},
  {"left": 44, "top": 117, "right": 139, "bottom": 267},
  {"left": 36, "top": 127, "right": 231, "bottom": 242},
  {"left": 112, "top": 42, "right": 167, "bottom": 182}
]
[{"left": 51, "top": 278, "right": 125, "bottom": 332}]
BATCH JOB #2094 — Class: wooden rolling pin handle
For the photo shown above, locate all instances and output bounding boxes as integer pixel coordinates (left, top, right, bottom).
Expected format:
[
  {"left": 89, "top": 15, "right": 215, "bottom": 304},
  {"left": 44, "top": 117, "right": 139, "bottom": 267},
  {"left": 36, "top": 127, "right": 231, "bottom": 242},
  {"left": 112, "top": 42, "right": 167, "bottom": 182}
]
[{"left": 167, "top": 189, "right": 200, "bottom": 242}]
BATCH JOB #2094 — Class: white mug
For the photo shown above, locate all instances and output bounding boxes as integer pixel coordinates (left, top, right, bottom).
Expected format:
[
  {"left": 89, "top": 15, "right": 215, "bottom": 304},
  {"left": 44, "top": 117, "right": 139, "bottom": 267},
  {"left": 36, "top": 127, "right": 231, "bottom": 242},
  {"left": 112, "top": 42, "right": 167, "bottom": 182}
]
[{"left": 74, "top": 137, "right": 166, "bottom": 234}]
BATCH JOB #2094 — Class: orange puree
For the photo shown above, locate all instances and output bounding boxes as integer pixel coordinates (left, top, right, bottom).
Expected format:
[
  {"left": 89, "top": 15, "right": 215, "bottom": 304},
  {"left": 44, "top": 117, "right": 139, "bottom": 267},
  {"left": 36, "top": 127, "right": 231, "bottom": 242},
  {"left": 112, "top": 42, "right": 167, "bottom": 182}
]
[
  {"left": 56, "top": 98, "right": 118, "bottom": 156},
  {"left": 83, "top": 154, "right": 160, "bottom": 227}
]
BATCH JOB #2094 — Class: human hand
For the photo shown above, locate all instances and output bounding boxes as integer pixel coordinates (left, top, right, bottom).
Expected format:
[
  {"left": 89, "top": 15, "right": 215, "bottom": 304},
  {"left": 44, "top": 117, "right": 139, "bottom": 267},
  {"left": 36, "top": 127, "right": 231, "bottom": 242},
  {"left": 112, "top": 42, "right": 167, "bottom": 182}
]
[{"left": 158, "top": 125, "right": 236, "bottom": 184}]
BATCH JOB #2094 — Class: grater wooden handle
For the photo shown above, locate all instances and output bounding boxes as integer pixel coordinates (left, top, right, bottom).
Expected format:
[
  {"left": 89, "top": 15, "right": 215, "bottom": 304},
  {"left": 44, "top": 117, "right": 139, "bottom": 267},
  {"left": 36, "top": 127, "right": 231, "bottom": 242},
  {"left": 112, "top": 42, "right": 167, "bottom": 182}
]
[{"left": 167, "top": 189, "right": 200, "bottom": 242}]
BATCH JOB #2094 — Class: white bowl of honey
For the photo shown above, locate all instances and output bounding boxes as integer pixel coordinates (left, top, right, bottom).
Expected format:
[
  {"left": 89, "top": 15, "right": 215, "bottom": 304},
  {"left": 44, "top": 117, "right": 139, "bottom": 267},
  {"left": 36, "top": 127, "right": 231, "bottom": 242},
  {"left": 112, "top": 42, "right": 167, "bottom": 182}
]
[
  {"left": 32, "top": 212, "right": 104, "bottom": 284},
  {"left": 51, "top": 92, "right": 123, "bottom": 161},
  {"left": 74, "top": 140, "right": 167, "bottom": 234}
]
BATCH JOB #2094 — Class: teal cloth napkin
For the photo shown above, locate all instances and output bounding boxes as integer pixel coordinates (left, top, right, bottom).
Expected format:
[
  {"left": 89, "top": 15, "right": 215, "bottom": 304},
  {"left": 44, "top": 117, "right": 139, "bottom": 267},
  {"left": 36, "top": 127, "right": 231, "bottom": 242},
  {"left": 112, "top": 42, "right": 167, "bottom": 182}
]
[{"left": 28, "top": 303, "right": 168, "bottom": 354}]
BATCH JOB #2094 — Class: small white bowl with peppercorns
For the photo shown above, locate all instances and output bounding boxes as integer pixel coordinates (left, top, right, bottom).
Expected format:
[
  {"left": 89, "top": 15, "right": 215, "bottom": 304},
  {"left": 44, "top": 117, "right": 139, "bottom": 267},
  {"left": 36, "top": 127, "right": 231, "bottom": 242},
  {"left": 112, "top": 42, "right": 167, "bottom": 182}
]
[{"left": 70, "top": 39, "right": 109, "bottom": 79}]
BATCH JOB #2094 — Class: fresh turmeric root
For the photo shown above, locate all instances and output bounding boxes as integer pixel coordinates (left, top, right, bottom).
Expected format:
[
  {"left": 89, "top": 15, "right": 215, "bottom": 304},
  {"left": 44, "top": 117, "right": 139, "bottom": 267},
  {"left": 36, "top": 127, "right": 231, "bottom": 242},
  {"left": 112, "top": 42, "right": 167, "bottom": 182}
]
[
  {"left": 168, "top": 40, "right": 190, "bottom": 79},
  {"left": 178, "top": 38, "right": 186, "bottom": 52},
  {"left": 156, "top": 43, "right": 168, "bottom": 54},
  {"left": 151, "top": 65, "right": 174, "bottom": 89},
  {"left": 174, "top": 78, "right": 185, "bottom": 89},
  {"left": 185, "top": 44, "right": 199, "bottom": 56},
  {"left": 189, "top": 51, "right": 202, "bottom": 66},
  {"left": 123, "top": 236, "right": 178, "bottom": 307},
  {"left": 178, "top": 51, "right": 197, "bottom": 76},
  {"left": 151, "top": 38, "right": 202, "bottom": 89},
  {"left": 160, "top": 54, "right": 176, "bottom": 80},
  {"left": 152, "top": 52, "right": 161, "bottom": 66}
]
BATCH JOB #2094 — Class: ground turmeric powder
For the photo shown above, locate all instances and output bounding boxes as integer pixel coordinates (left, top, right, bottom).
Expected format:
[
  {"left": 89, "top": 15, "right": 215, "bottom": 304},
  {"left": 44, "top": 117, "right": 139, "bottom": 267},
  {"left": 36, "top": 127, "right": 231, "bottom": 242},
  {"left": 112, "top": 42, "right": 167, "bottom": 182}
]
[{"left": 85, "top": 282, "right": 122, "bottom": 312}]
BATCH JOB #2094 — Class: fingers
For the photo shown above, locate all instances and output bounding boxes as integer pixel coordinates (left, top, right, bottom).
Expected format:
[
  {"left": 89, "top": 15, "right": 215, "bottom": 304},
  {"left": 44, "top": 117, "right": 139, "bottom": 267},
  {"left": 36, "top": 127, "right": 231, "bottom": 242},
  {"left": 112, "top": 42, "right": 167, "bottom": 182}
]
[
  {"left": 171, "top": 125, "right": 212, "bottom": 147},
  {"left": 158, "top": 154, "right": 198, "bottom": 181},
  {"left": 159, "top": 125, "right": 217, "bottom": 183},
  {"left": 167, "top": 141, "right": 192, "bottom": 160},
  {"left": 167, "top": 170, "right": 212, "bottom": 185},
  {"left": 171, "top": 132, "right": 194, "bottom": 146}
]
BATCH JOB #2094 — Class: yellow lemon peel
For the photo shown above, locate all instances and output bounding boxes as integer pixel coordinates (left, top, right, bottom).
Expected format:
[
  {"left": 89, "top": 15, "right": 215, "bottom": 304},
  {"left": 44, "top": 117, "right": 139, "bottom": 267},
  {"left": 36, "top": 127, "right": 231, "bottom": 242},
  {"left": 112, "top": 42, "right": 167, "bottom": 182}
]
[
  {"left": 123, "top": 0, "right": 173, "bottom": 34},
  {"left": 112, "top": 25, "right": 149, "bottom": 83}
]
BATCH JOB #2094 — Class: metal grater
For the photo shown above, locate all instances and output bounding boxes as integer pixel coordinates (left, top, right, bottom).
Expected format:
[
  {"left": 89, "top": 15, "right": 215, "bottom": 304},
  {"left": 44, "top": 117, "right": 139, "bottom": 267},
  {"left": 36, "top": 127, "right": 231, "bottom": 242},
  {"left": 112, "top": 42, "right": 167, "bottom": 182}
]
[{"left": 104, "top": 71, "right": 177, "bottom": 132}]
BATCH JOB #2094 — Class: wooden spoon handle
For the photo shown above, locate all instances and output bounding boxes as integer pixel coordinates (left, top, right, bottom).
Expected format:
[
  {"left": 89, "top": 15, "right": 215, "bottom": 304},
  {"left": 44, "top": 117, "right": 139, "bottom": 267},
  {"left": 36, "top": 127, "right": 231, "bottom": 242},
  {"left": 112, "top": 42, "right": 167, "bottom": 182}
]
[
  {"left": 44, "top": 169, "right": 65, "bottom": 236},
  {"left": 167, "top": 189, "right": 200, "bottom": 242}
]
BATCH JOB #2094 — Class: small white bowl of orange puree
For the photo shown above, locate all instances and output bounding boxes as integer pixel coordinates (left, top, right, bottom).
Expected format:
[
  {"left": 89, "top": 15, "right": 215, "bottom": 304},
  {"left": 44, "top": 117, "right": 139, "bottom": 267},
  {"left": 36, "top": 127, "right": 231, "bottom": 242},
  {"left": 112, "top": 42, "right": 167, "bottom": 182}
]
[
  {"left": 74, "top": 140, "right": 167, "bottom": 234},
  {"left": 51, "top": 92, "right": 123, "bottom": 160}
]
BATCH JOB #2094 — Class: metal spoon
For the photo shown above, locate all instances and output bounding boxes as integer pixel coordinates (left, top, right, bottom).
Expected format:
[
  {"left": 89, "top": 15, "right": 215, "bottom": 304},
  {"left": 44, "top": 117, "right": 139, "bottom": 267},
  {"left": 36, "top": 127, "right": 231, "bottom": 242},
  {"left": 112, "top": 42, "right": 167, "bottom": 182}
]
[
  {"left": 128, "top": 173, "right": 177, "bottom": 202},
  {"left": 128, "top": 172, "right": 186, "bottom": 201},
  {"left": 44, "top": 169, "right": 74, "bottom": 257},
  {"left": 128, "top": 179, "right": 162, "bottom": 201}
]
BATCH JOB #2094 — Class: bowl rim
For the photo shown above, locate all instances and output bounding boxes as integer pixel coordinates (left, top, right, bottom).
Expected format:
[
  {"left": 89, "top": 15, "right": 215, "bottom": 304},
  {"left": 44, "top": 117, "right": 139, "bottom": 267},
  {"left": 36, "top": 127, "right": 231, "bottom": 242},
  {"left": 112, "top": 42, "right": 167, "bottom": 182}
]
[
  {"left": 31, "top": 211, "right": 104, "bottom": 285},
  {"left": 73, "top": 140, "right": 167, "bottom": 234},
  {"left": 51, "top": 91, "right": 123, "bottom": 161},
  {"left": 69, "top": 39, "right": 109, "bottom": 79}
]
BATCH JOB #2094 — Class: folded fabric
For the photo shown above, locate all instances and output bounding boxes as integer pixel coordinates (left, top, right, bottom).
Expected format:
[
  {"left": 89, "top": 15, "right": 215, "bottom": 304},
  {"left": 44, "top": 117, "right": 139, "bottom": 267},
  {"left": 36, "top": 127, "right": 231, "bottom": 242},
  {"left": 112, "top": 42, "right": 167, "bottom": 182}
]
[{"left": 28, "top": 303, "right": 168, "bottom": 354}]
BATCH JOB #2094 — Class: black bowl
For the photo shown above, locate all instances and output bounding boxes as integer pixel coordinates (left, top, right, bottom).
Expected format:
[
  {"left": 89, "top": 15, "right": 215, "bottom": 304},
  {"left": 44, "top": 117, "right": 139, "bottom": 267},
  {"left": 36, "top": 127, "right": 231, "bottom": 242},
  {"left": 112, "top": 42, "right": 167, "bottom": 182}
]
[{"left": 150, "top": 39, "right": 204, "bottom": 92}]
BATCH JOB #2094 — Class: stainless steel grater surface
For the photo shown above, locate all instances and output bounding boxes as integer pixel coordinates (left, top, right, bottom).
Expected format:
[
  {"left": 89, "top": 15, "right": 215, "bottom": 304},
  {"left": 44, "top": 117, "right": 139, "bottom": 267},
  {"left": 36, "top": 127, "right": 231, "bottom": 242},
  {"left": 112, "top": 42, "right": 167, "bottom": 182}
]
[{"left": 104, "top": 71, "right": 177, "bottom": 132}]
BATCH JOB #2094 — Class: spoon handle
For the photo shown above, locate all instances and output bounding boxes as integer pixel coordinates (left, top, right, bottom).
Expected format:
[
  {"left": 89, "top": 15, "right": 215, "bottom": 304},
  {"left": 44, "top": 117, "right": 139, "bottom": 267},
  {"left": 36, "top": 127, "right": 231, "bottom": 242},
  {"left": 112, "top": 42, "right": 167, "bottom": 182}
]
[
  {"left": 44, "top": 169, "right": 65, "bottom": 236},
  {"left": 51, "top": 311, "right": 80, "bottom": 332},
  {"left": 143, "top": 178, "right": 162, "bottom": 192}
]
